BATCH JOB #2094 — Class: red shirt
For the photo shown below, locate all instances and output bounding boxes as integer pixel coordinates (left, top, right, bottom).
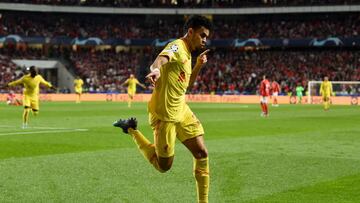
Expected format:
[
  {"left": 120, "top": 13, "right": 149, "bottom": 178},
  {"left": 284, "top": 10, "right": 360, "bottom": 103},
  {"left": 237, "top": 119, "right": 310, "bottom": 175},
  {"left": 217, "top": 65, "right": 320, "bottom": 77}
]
[
  {"left": 271, "top": 81, "right": 280, "bottom": 93},
  {"left": 7, "top": 93, "right": 15, "bottom": 101},
  {"left": 260, "top": 79, "right": 271, "bottom": 96}
]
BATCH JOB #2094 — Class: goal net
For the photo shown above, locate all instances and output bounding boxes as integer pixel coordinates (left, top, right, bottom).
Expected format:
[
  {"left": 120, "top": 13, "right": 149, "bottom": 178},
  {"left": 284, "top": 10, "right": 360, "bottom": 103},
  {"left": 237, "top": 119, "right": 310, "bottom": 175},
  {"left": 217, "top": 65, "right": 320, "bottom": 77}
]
[{"left": 307, "top": 81, "right": 360, "bottom": 105}]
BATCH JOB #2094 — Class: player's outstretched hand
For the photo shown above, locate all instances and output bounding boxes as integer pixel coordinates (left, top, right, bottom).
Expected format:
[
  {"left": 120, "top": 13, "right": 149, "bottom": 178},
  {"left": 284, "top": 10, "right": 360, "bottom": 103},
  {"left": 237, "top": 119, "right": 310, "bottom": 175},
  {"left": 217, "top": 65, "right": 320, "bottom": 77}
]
[
  {"left": 146, "top": 69, "right": 160, "bottom": 87},
  {"left": 50, "top": 86, "right": 57, "bottom": 91}
]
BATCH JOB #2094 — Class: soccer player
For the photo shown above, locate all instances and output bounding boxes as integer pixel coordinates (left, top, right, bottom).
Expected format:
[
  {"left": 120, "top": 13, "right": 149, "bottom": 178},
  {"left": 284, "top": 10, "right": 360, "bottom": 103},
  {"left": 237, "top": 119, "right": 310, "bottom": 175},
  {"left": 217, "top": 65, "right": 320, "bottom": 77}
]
[
  {"left": 271, "top": 80, "right": 281, "bottom": 107},
  {"left": 121, "top": 74, "right": 146, "bottom": 108},
  {"left": 260, "top": 75, "right": 271, "bottom": 117},
  {"left": 295, "top": 83, "right": 304, "bottom": 104},
  {"left": 113, "top": 15, "right": 212, "bottom": 203},
  {"left": 74, "top": 75, "right": 84, "bottom": 103},
  {"left": 6, "top": 90, "right": 22, "bottom": 106},
  {"left": 4, "top": 66, "right": 55, "bottom": 128},
  {"left": 320, "top": 76, "right": 333, "bottom": 111}
]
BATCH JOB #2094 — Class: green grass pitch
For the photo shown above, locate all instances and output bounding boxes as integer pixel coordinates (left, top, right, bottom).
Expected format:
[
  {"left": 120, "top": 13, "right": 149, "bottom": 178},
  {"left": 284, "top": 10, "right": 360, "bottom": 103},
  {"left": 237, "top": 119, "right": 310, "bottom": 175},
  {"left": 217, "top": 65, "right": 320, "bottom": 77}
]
[{"left": 0, "top": 101, "right": 359, "bottom": 202}]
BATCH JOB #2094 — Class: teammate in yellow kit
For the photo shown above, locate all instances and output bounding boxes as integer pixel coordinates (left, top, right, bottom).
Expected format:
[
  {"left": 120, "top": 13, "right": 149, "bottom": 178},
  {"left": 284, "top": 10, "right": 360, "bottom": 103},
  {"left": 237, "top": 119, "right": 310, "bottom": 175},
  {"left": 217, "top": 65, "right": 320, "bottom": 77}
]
[
  {"left": 113, "top": 15, "right": 212, "bottom": 203},
  {"left": 320, "top": 76, "right": 333, "bottom": 111},
  {"left": 121, "top": 74, "right": 146, "bottom": 107},
  {"left": 74, "top": 76, "right": 84, "bottom": 103},
  {"left": 4, "top": 66, "right": 55, "bottom": 128}
]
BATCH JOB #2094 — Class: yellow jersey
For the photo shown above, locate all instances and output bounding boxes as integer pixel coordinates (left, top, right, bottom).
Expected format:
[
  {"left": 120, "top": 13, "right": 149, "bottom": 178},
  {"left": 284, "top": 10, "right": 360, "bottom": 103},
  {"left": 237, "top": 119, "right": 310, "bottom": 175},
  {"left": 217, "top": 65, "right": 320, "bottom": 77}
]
[
  {"left": 148, "top": 39, "right": 192, "bottom": 122},
  {"left": 125, "top": 78, "right": 139, "bottom": 91},
  {"left": 74, "top": 79, "right": 84, "bottom": 89},
  {"left": 320, "top": 81, "right": 333, "bottom": 96},
  {"left": 8, "top": 74, "right": 52, "bottom": 97}
]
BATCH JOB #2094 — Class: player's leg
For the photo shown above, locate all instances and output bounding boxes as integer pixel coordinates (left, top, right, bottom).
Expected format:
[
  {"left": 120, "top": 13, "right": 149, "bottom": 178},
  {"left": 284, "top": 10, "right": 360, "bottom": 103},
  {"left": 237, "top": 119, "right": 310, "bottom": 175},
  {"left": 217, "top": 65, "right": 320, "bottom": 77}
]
[
  {"left": 273, "top": 92, "right": 279, "bottom": 106},
  {"left": 22, "top": 107, "right": 31, "bottom": 128},
  {"left": 128, "top": 89, "right": 135, "bottom": 108},
  {"left": 178, "top": 106, "right": 209, "bottom": 203},
  {"left": 22, "top": 95, "right": 31, "bottom": 128},
  {"left": 113, "top": 116, "right": 175, "bottom": 172},
  {"left": 323, "top": 96, "right": 330, "bottom": 110},
  {"left": 77, "top": 93, "right": 81, "bottom": 103},
  {"left": 183, "top": 136, "right": 209, "bottom": 203},
  {"left": 260, "top": 96, "right": 265, "bottom": 115},
  {"left": 31, "top": 98, "right": 39, "bottom": 116},
  {"left": 75, "top": 91, "right": 80, "bottom": 103},
  {"left": 260, "top": 96, "right": 268, "bottom": 116}
]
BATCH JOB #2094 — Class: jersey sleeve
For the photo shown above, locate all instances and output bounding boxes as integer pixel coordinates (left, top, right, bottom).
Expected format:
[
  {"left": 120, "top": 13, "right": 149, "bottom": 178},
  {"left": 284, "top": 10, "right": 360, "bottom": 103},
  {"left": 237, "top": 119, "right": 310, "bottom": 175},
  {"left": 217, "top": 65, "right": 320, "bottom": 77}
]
[
  {"left": 39, "top": 76, "right": 52, "bottom": 88},
  {"left": 8, "top": 77, "right": 24, "bottom": 87},
  {"left": 159, "top": 41, "right": 180, "bottom": 63}
]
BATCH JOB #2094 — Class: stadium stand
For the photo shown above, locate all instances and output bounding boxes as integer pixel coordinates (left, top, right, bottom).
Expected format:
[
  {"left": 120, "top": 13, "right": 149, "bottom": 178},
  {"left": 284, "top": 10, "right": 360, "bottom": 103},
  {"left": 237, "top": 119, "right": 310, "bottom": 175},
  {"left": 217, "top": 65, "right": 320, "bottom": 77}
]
[
  {"left": 1, "top": 0, "right": 359, "bottom": 7},
  {"left": 0, "top": 4, "right": 359, "bottom": 95}
]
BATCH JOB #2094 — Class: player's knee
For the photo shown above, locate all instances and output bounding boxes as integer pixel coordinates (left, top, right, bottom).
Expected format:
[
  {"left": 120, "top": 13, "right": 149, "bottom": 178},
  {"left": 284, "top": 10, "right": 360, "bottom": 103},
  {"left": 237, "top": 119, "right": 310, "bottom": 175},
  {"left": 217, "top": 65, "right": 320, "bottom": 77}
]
[
  {"left": 32, "top": 110, "right": 39, "bottom": 116},
  {"left": 158, "top": 157, "right": 173, "bottom": 172},
  {"left": 194, "top": 148, "right": 208, "bottom": 159},
  {"left": 159, "top": 163, "right": 172, "bottom": 172}
]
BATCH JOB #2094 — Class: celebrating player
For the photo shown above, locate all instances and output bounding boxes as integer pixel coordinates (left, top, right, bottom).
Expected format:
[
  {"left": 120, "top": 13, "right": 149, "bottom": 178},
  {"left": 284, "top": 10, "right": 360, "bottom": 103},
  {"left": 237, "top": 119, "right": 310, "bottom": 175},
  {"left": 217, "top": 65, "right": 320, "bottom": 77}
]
[
  {"left": 320, "top": 76, "right": 333, "bottom": 111},
  {"left": 74, "top": 75, "right": 84, "bottom": 103},
  {"left": 121, "top": 74, "right": 146, "bottom": 108},
  {"left": 113, "top": 15, "right": 212, "bottom": 203},
  {"left": 260, "top": 75, "right": 271, "bottom": 117},
  {"left": 4, "top": 66, "right": 55, "bottom": 128}
]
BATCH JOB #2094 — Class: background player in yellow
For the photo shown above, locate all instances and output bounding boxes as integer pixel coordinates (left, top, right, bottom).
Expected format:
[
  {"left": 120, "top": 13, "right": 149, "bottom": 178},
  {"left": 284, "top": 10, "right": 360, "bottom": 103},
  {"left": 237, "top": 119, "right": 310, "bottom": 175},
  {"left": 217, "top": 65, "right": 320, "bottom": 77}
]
[
  {"left": 4, "top": 66, "right": 55, "bottom": 128},
  {"left": 320, "top": 76, "right": 333, "bottom": 111},
  {"left": 121, "top": 74, "right": 146, "bottom": 107},
  {"left": 74, "top": 76, "right": 84, "bottom": 103},
  {"left": 113, "top": 15, "right": 212, "bottom": 203}
]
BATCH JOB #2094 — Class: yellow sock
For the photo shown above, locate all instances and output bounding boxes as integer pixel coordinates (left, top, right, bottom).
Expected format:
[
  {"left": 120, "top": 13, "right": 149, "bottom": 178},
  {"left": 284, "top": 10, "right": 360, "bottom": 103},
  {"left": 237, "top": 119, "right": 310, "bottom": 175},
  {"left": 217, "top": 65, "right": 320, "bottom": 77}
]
[
  {"left": 128, "top": 99, "right": 132, "bottom": 107},
  {"left": 194, "top": 157, "right": 210, "bottom": 203},
  {"left": 23, "top": 108, "right": 30, "bottom": 125},
  {"left": 128, "top": 128, "right": 164, "bottom": 172}
]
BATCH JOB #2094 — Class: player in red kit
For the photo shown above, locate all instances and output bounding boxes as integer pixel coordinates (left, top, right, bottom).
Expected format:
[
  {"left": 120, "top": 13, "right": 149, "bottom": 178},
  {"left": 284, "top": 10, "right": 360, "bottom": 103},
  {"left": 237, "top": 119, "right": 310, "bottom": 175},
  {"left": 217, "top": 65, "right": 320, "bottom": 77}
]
[
  {"left": 271, "top": 80, "right": 281, "bottom": 107},
  {"left": 259, "top": 75, "right": 271, "bottom": 117}
]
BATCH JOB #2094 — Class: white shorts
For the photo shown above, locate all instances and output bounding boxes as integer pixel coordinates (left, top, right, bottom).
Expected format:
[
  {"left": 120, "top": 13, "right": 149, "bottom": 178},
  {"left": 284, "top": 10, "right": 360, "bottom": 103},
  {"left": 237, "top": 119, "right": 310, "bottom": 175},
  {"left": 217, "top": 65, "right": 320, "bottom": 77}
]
[
  {"left": 272, "top": 92, "right": 278, "bottom": 97},
  {"left": 260, "top": 96, "right": 268, "bottom": 103}
]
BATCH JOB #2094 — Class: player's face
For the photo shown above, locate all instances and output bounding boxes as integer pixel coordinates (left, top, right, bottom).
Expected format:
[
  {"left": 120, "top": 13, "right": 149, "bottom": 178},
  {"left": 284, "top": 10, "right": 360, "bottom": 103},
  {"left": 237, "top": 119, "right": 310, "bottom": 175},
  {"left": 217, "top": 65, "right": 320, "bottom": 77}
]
[{"left": 190, "top": 26, "right": 210, "bottom": 51}]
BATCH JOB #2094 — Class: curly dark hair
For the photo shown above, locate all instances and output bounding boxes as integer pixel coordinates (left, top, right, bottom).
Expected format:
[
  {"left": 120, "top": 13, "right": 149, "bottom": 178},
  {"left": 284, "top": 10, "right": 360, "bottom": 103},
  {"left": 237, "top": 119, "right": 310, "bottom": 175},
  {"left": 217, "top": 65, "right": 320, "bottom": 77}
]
[{"left": 183, "top": 15, "right": 213, "bottom": 33}]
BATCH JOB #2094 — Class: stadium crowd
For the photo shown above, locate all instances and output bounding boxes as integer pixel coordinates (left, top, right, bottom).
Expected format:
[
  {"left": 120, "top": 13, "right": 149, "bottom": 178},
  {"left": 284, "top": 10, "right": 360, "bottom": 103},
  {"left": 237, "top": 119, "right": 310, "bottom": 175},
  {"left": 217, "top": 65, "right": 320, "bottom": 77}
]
[
  {"left": 1, "top": 46, "right": 359, "bottom": 95},
  {"left": 192, "top": 49, "right": 360, "bottom": 95},
  {"left": 1, "top": 0, "right": 359, "bottom": 7},
  {"left": 1, "top": 12, "right": 359, "bottom": 39}
]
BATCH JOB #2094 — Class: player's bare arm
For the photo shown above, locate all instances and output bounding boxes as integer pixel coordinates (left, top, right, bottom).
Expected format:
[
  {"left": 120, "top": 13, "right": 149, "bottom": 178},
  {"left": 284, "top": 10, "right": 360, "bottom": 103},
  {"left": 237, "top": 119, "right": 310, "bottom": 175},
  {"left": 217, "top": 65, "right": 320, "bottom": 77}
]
[
  {"left": 146, "top": 55, "right": 169, "bottom": 86},
  {"left": 188, "top": 49, "right": 210, "bottom": 90}
]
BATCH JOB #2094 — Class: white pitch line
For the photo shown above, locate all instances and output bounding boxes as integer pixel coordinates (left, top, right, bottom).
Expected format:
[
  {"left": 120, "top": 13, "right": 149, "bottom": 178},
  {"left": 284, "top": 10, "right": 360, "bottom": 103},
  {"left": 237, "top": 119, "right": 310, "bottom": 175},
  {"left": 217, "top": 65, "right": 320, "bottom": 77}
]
[
  {"left": 0, "top": 125, "right": 79, "bottom": 130},
  {"left": 0, "top": 129, "right": 88, "bottom": 136}
]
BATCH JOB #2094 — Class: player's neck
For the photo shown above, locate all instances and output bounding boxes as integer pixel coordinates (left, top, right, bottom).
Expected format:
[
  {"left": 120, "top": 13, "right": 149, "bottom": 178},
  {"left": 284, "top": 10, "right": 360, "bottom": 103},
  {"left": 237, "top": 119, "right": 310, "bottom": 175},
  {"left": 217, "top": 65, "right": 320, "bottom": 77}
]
[{"left": 181, "top": 35, "right": 193, "bottom": 52}]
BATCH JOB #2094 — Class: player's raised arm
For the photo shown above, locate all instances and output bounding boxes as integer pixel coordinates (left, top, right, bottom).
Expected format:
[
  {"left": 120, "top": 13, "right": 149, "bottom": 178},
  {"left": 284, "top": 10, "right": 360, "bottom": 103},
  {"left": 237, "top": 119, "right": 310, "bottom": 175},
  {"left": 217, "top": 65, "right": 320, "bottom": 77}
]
[
  {"left": 146, "top": 55, "right": 169, "bottom": 86},
  {"left": 188, "top": 49, "right": 210, "bottom": 90}
]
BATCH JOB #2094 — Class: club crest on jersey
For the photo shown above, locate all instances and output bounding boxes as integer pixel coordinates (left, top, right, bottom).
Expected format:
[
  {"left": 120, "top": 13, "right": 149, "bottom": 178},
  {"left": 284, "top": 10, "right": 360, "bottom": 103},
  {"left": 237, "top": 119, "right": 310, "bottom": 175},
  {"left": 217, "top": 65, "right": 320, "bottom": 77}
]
[{"left": 170, "top": 44, "right": 179, "bottom": 52}]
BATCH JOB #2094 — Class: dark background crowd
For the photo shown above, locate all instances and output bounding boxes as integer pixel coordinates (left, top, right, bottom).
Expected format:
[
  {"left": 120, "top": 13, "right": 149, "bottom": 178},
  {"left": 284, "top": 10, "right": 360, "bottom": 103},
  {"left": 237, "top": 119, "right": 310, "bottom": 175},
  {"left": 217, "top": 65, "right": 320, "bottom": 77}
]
[{"left": 1, "top": 12, "right": 359, "bottom": 39}]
